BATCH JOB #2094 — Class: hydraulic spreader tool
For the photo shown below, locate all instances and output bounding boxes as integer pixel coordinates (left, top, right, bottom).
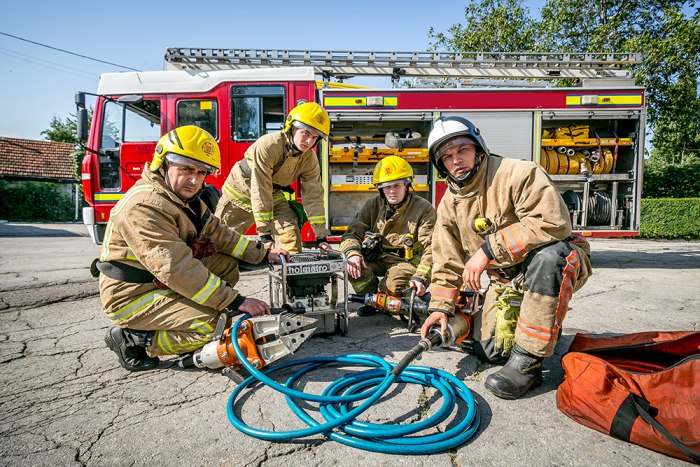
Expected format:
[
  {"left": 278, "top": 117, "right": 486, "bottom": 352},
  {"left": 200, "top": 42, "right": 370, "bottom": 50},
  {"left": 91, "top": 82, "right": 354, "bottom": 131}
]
[{"left": 178, "top": 309, "right": 317, "bottom": 382}]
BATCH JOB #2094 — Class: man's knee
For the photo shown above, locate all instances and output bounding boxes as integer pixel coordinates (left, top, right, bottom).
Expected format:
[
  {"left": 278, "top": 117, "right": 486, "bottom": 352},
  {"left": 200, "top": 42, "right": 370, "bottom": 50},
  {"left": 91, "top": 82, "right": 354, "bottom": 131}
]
[{"left": 523, "top": 241, "right": 573, "bottom": 297}]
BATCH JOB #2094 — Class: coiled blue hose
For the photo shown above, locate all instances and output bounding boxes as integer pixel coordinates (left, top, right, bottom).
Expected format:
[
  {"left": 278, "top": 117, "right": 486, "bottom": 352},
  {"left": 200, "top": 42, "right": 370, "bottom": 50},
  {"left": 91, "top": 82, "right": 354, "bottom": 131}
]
[{"left": 226, "top": 315, "right": 480, "bottom": 454}]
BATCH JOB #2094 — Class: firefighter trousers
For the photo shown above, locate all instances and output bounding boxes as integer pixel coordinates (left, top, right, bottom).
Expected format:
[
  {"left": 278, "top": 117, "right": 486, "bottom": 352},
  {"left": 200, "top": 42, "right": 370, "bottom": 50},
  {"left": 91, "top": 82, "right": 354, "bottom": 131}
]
[
  {"left": 472, "top": 240, "right": 592, "bottom": 360},
  {"left": 115, "top": 253, "right": 241, "bottom": 357},
  {"left": 350, "top": 253, "right": 418, "bottom": 296},
  {"left": 215, "top": 199, "right": 301, "bottom": 254}
]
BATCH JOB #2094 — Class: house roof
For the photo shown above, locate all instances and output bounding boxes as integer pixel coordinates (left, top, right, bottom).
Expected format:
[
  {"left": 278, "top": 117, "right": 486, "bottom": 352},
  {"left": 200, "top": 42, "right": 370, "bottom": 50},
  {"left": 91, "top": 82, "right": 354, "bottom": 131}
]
[{"left": 0, "top": 137, "right": 77, "bottom": 181}]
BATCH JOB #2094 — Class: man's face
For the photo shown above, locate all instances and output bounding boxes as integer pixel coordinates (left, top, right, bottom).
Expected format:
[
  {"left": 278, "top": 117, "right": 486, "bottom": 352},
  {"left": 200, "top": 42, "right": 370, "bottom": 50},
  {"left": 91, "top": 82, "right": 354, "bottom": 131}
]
[
  {"left": 381, "top": 181, "right": 408, "bottom": 206},
  {"left": 166, "top": 162, "right": 208, "bottom": 200},
  {"left": 291, "top": 126, "right": 320, "bottom": 152},
  {"left": 438, "top": 137, "right": 477, "bottom": 178}
]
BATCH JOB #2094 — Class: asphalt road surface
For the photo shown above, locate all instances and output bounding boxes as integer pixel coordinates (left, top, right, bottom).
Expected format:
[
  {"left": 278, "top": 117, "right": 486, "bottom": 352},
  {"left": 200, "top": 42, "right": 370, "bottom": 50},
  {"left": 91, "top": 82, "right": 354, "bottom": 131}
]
[{"left": 0, "top": 222, "right": 698, "bottom": 466}]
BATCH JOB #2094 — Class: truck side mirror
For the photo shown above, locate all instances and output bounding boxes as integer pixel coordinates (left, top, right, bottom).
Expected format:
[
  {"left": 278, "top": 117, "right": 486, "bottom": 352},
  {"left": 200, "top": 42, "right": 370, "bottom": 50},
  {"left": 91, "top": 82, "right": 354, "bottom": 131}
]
[{"left": 77, "top": 107, "right": 89, "bottom": 142}]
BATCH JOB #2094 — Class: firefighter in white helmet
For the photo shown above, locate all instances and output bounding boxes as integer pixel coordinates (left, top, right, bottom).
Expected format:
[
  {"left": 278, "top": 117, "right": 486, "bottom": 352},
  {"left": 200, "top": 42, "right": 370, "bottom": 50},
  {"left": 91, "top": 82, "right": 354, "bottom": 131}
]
[
  {"left": 215, "top": 102, "right": 332, "bottom": 254},
  {"left": 421, "top": 116, "right": 592, "bottom": 399},
  {"left": 340, "top": 156, "right": 436, "bottom": 316},
  {"left": 98, "top": 125, "right": 289, "bottom": 372}
]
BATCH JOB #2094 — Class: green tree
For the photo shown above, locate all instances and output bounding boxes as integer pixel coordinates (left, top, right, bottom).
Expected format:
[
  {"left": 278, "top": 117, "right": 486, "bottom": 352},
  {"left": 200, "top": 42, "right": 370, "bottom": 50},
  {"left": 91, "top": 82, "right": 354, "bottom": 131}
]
[
  {"left": 41, "top": 110, "right": 92, "bottom": 174},
  {"left": 428, "top": 0, "right": 538, "bottom": 52},
  {"left": 41, "top": 114, "right": 79, "bottom": 144}
]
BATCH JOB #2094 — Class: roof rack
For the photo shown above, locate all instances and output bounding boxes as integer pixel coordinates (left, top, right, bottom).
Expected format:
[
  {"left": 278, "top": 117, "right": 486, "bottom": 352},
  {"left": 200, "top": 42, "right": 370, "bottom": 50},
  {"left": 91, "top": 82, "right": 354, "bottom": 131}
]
[{"left": 164, "top": 48, "right": 641, "bottom": 84}]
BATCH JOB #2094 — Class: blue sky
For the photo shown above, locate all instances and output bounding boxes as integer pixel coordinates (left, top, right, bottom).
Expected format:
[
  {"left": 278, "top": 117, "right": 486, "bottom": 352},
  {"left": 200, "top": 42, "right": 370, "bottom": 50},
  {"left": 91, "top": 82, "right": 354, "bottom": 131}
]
[{"left": 1, "top": 0, "right": 545, "bottom": 140}]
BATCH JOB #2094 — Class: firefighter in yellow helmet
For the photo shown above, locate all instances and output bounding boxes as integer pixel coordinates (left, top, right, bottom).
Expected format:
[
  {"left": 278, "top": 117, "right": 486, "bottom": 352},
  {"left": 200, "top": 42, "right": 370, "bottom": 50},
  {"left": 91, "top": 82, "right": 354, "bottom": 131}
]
[
  {"left": 215, "top": 102, "right": 332, "bottom": 254},
  {"left": 420, "top": 116, "right": 592, "bottom": 399},
  {"left": 340, "top": 156, "right": 437, "bottom": 317},
  {"left": 99, "top": 125, "right": 289, "bottom": 372}
]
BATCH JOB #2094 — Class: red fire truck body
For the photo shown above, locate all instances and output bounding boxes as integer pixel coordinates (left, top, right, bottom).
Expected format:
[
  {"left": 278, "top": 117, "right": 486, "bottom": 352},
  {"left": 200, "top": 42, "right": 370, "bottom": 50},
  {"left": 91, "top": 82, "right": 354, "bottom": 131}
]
[{"left": 78, "top": 49, "right": 645, "bottom": 245}]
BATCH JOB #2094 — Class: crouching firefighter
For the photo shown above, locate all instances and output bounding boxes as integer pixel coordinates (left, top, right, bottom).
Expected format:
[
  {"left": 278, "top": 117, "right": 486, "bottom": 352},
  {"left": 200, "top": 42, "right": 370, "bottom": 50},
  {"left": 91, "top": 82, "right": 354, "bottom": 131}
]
[
  {"left": 97, "top": 126, "right": 289, "bottom": 371},
  {"left": 420, "top": 116, "right": 592, "bottom": 399},
  {"left": 340, "top": 156, "right": 437, "bottom": 317}
]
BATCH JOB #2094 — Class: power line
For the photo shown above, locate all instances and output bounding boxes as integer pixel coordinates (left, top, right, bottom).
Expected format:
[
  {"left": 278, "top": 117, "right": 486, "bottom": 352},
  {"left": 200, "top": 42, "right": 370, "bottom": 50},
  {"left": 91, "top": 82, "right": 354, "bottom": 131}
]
[
  {"left": 0, "top": 31, "right": 140, "bottom": 72},
  {"left": 0, "top": 47, "right": 96, "bottom": 80}
]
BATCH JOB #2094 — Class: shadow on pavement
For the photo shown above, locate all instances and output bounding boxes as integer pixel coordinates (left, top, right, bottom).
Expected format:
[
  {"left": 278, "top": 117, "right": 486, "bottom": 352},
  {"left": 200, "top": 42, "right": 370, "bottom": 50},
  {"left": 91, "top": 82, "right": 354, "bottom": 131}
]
[
  {"left": 0, "top": 223, "right": 86, "bottom": 237},
  {"left": 591, "top": 249, "right": 700, "bottom": 269}
]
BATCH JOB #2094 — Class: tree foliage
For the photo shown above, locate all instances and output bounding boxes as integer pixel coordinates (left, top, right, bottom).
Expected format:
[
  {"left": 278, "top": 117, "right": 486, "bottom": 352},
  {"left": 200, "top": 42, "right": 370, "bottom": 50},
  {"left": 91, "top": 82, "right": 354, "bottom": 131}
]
[
  {"left": 429, "top": 0, "right": 538, "bottom": 52},
  {"left": 41, "top": 114, "right": 79, "bottom": 144},
  {"left": 428, "top": 0, "right": 700, "bottom": 165},
  {"left": 42, "top": 110, "right": 92, "bottom": 175}
]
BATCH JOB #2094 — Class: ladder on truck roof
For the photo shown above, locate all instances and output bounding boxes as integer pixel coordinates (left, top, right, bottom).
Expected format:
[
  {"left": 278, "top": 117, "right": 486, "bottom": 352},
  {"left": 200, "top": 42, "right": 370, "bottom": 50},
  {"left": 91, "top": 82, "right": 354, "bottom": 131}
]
[{"left": 164, "top": 48, "right": 642, "bottom": 85}]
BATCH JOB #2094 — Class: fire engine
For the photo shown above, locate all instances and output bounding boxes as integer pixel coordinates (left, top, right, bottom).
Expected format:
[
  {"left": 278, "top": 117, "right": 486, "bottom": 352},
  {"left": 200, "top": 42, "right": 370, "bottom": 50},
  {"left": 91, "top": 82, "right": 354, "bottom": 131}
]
[{"left": 76, "top": 48, "right": 645, "bottom": 245}]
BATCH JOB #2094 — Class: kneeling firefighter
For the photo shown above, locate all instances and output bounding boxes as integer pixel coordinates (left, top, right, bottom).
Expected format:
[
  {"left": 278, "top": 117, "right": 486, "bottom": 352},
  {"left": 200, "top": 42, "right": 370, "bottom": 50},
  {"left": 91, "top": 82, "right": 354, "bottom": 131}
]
[
  {"left": 98, "top": 125, "right": 289, "bottom": 371},
  {"left": 340, "top": 156, "right": 437, "bottom": 317},
  {"left": 420, "top": 116, "right": 592, "bottom": 399},
  {"left": 215, "top": 102, "right": 332, "bottom": 254}
]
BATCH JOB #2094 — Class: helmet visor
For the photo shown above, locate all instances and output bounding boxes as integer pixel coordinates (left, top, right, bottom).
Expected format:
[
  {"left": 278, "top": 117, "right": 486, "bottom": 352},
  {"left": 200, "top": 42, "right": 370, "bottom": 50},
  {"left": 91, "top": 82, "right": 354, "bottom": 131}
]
[
  {"left": 436, "top": 136, "right": 477, "bottom": 160},
  {"left": 376, "top": 178, "right": 411, "bottom": 189},
  {"left": 291, "top": 120, "right": 323, "bottom": 138},
  {"left": 165, "top": 153, "right": 218, "bottom": 175}
]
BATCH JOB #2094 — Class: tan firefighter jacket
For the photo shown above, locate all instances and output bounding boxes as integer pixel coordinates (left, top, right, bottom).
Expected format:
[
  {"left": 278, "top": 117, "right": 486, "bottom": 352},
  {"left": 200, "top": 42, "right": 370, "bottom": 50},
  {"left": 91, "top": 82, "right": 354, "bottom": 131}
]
[
  {"left": 219, "top": 131, "right": 330, "bottom": 239},
  {"left": 339, "top": 193, "right": 436, "bottom": 284},
  {"left": 430, "top": 154, "right": 590, "bottom": 315},
  {"left": 99, "top": 167, "right": 268, "bottom": 316}
]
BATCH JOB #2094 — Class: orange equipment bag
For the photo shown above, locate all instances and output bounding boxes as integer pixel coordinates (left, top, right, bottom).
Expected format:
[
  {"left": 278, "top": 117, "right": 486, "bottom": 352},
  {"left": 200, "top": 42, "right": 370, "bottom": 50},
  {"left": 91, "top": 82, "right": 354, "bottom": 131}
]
[{"left": 556, "top": 331, "right": 700, "bottom": 463}]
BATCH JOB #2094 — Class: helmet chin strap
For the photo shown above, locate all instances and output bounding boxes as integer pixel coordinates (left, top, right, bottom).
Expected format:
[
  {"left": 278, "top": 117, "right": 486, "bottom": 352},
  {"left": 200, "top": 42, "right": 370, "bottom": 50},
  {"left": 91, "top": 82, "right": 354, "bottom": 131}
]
[{"left": 450, "top": 153, "right": 484, "bottom": 187}]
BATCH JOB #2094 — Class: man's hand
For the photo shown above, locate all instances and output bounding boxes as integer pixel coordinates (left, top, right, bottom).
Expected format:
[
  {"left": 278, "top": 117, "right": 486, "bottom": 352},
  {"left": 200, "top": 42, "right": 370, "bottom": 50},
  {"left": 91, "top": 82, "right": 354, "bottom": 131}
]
[
  {"left": 420, "top": 312, "right": 448, "bottom": 339},
  {"left": 462, "top": 248, "right": 489, "bottom": 292},
  {"left": 318, "top": 241, "right": 332, "bottom": 255},
  {"left": 238, "top": 297, "right": 270, "bottom": 317},
  {"left": 267, "top": 247, "right": 290, "bottom": 264},
  {"left": 346, "top": 255, "right": 366, "bottom": 280},
  {"left": 409, "top": 279, "right": 427, "bottom": 297},
  {"left": 259, "top": 234, "right": 274, "bottom": 245}
]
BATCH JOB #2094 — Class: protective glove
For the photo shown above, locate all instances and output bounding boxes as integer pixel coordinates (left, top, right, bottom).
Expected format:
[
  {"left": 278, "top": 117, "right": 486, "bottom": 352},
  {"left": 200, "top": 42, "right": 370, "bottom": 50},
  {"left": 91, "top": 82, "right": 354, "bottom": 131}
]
[{"left": 494, "top": 286, "right": 523, "bottom": 356}]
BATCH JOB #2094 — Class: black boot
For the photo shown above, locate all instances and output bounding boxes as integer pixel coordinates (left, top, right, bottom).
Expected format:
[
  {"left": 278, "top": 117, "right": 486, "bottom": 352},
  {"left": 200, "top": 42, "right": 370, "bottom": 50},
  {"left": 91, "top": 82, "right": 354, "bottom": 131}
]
[
  {"left": 356, "top": 305, "right": 377, "bottom": 317},
  {"left": 484, "top": 344, "right": 543, "bottom": 400},
  {"left": 105, "top": 327, "right": 159, "bottom": 371}
]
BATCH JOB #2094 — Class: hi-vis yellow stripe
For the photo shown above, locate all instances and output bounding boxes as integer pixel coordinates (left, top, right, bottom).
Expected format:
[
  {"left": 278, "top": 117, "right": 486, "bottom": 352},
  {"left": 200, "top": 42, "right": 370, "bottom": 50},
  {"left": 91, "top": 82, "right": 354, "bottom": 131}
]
[
  {"left": 95, "top": 192, "right": 125, "bottom": 202},
  {"left": 324, "top": 96, "right": 398, "bottom": 107},
  {"left": 566, "top": 94, "right": 642, "bottom": 106}
]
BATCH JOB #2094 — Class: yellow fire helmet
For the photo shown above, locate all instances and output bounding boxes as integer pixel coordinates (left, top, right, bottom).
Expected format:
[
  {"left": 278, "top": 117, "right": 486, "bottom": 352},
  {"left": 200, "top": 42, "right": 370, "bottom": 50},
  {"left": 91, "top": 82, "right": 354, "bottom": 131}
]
[
  {"left": 149, "top": 125, "right": 221, "bottom": 174},
  {"left": 283, "top": 102, "right": 330, "bottom": 138},
  {"left": 372, "top": 156, "right": 414, "bottom": 188}
]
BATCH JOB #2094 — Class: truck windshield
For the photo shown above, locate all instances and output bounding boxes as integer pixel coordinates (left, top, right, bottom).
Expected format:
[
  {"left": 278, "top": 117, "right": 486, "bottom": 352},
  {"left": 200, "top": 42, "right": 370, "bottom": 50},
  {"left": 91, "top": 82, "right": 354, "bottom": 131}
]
[{"left": 101, "top": 99, "right": 161, "bottom": 149}]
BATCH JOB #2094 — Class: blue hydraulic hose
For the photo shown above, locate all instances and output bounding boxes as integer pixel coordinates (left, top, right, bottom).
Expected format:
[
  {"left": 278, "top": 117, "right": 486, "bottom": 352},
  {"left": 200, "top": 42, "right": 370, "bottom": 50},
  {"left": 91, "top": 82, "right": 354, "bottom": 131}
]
[{"left": 226, "top": 315, "right": 480, "bottom": 455}]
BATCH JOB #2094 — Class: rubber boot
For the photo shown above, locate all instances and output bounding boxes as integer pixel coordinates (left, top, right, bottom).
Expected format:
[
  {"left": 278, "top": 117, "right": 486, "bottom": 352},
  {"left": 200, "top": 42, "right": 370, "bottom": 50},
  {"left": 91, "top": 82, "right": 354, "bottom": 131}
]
[
  {"left": 105, "top": 327, "right": 159, "bottom": 371},
  {"left": 484, "top": 344, "right": 543, "bottom": 400}
]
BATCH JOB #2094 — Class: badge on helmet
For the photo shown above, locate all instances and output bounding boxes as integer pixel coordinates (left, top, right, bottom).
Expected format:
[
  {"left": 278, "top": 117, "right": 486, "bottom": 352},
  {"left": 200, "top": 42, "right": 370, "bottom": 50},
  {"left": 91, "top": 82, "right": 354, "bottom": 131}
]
[
  {"left": 372, "top": 156, "right": 414, "bottom": 188},
  {"left": 284, "top": 102, "right": 330, "bottom": 138}
]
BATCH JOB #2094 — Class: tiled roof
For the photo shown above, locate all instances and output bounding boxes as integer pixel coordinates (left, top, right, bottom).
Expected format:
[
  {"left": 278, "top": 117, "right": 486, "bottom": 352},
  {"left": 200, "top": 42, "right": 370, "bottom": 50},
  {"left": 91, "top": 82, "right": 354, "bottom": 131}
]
[{"left": 0, "top": 137, "right": 77, "bottom": 180}]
